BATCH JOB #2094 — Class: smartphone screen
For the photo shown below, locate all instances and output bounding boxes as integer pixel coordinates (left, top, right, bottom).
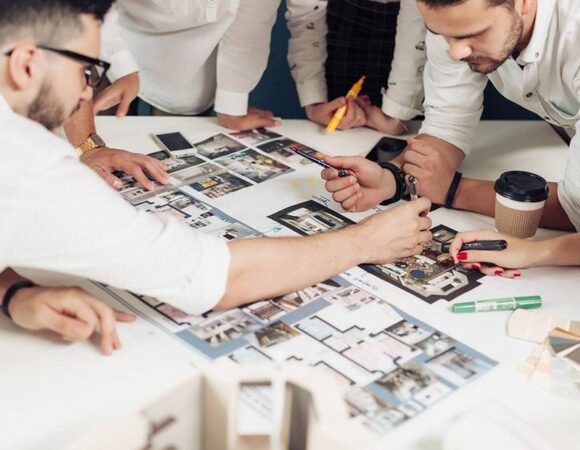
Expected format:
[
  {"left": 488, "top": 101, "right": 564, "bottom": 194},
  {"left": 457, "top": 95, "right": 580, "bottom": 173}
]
[
  {"left": 366, "top": 137, "right": 407, "bottom": 163},
  {"left": 153, "top": 132, "right": 194, "bottom": 156}
]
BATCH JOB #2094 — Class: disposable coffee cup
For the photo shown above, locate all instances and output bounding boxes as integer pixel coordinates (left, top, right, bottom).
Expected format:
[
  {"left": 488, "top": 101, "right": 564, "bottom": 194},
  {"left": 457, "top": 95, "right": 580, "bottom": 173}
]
[{"left": 494, "top": 171, "right": 549, "bottom": 238}]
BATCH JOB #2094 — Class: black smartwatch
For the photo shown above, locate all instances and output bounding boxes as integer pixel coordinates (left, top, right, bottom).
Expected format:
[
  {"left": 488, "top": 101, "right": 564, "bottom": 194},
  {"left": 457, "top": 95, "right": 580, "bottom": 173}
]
[{"left": 379, "top": 161, "right": 406, "bottom": 206}]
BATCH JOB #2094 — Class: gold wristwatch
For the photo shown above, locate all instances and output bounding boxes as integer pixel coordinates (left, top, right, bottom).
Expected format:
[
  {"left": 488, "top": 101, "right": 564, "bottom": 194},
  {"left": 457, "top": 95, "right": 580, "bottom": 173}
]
[{"left": 76, "top": 133, "right": 106, "bottom": 157}]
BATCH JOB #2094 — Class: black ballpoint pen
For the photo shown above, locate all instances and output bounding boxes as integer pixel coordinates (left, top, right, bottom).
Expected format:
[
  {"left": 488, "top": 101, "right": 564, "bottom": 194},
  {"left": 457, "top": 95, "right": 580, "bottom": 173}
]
[
  {"left": 289, "top": 145, "right": 350, "bottom": 177},
  {"left": 429, "top": 240, "right": 508, "bottom": 253}
]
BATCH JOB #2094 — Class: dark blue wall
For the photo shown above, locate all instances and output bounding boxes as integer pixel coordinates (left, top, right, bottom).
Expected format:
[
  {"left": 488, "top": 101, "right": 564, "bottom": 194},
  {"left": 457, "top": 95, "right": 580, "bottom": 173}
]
[{"left": 250, "top": 1, "right": 539, "bottom": 121}]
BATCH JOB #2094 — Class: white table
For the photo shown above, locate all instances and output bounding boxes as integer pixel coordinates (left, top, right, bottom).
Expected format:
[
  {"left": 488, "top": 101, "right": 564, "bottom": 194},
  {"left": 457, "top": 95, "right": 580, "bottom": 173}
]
[{"left": 0, "top": 119, "right": 578, "bottom": 450}]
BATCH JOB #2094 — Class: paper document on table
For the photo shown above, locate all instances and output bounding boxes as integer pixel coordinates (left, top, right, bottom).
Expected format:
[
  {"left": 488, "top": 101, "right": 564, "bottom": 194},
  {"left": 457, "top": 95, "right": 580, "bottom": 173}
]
[{"left": 94, "top": 127, "right": 500, "bottom": 439}]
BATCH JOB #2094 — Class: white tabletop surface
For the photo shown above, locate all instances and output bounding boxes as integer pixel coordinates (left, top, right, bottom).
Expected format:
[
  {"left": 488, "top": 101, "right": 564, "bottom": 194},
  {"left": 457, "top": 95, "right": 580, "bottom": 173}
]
[{"left": 1, "top": 118, "right": 578, "bottom": 450}]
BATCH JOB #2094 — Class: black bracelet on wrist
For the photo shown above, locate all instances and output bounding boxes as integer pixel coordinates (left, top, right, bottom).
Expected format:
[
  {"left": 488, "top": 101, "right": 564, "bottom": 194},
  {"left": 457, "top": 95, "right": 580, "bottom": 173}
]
[
  {"left": 445, "top": 171, "right": 463, "bottom": 209},
  {"left": 379, "top": 162, "right": 406, "bottom": 206},
  {"left": 2, "top": 281, "right": 37, "bottom": 319}
]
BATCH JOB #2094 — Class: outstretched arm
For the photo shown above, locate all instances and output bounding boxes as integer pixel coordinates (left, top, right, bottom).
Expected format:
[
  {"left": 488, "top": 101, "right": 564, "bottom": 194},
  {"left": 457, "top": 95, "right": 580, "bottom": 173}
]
[{"left": 218, "top": 198, "right": 432, "bottom": 309}]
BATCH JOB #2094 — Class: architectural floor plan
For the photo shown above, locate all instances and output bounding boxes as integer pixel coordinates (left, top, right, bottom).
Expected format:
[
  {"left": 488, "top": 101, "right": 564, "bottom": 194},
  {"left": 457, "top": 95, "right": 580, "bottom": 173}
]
[{"left": 96, "top": 128, "right": 496, "bottom": 437}]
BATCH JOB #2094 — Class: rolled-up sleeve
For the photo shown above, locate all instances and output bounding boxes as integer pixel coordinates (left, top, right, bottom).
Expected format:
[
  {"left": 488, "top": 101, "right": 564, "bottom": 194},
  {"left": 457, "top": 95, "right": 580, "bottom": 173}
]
[
  {"left": 381, "top": 0, "right": 426, "bottom": 121},
  {"left": 286, "top": 0, "right": 328, "bottom": 107},
  {"left": 557, "top": 121, "right": 580, "bottom": 230},
  {"left": 419, "top": 32, "right": 488, "bottom": 155},
  {"left": 214, "top": 0, "right": 281, "bottom": 115},
  {"left": 7, "top": 143, "right": 230, "bottom": 315},
  {"left": 100, "top": 7, "right": 139, "bottom": 82}
]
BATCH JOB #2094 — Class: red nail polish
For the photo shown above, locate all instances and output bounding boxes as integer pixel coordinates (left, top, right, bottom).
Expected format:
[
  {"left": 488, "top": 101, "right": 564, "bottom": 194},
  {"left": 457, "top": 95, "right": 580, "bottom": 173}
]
[
  {"left": 513, "top": 272, "right": 521, "bottom": 277},
  {"left": 471, "top": 263, "right": 481, "bottom": 269},
  {"left": 494, "top": 268, "right": 504, "bottom": 275},
  {"left": 457, "top": 251, "right": 468, "bottom": 261}
]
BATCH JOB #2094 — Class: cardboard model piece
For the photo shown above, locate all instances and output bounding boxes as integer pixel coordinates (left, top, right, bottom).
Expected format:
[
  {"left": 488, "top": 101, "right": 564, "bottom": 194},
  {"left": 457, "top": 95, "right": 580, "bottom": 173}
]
[{"left": 65, "top": 359, "right": 376, "bottom": 450}]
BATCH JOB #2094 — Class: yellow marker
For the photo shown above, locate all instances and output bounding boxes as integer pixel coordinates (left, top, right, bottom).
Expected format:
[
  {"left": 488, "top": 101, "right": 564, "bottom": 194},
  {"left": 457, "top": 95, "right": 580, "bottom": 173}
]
[{"left": 325, "top": 75, "right": 366, "bottom": 133}]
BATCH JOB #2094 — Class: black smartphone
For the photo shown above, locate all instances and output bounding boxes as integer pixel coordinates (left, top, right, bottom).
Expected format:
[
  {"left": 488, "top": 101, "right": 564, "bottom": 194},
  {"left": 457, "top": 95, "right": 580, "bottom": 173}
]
[
  {"left": 152, "top": 132, "right": 194, "bottom": 156},
  {"left": 366, "top": 136, "right": 407, "bottom": 163}
]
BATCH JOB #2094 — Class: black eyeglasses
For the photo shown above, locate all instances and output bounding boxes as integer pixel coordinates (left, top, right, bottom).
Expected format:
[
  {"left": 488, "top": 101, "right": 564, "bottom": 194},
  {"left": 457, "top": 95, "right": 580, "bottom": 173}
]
[{"left": 4, "top": 45, "right": 111, "bottom": 88}]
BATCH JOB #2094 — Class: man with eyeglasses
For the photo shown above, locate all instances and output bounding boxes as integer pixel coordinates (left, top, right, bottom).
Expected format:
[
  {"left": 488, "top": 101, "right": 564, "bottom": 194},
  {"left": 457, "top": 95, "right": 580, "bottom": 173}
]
[{"left": 0, "top": 0, "right": 432, "bottom": 354}]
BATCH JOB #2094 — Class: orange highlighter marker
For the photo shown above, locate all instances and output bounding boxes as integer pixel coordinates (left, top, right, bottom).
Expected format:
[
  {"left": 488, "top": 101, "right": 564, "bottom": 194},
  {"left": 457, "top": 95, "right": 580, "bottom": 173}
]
[{"left": 325, "top": 75, "right": 366, "bottom": 133}]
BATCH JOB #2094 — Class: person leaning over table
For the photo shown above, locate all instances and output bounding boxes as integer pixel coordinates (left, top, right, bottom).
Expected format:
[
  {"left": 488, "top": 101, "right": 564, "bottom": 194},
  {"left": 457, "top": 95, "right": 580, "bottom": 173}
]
[
  {"left": 287, "top": 0, "right": 426, "bottom": 134},
  {"left": 61, "top": 0, "right": 290, "bottom": 192},
  {"left": 0, "top": 0, "right": 432, "bottom": 354},
  {"left": 319, "top": 0, "right": 580, "bottom": 237}
]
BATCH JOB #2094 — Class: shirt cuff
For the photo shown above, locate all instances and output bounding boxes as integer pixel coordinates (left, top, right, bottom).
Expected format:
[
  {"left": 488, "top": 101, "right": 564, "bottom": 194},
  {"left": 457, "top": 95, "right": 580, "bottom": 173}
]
[
  {"left": 214, "top": 89, "right": 249, "bottom": 116},
  {"left": 296, "top": 78, "right": 328, "bottom": 107},
  {"left": 381, "top": 91, "right": 423, "bottom": 121},
  {"left": 105, "top": 49, "right": 139, "bottom": 83},
  {"left": 170, "top": 234, "right": 231, "bottom": 315},
  {"left": 418, "top": 109, "right": 483, "bottom": 156},
  {"left": 557, "top": 180, "right": 580, "bottom": 231}
]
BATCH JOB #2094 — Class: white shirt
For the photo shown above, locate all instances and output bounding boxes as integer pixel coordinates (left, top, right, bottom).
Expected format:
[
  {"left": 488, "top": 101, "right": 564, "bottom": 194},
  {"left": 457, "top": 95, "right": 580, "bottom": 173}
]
[
  {"left": 101, "top": 0, "right": 281, "bottom": 115},
  {"left": 0, "top": 95, "right": 230, "bottom": 315},
  {"left": 286, "top": 0, "right": 427, "bottom": 120},
  {"left": 419, "top": 0, "right": 580, "bottom": 230}
]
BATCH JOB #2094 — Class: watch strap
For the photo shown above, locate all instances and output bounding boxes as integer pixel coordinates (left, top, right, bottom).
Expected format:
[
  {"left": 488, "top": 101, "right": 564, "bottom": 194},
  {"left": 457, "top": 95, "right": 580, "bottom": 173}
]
[
  {"left": 2, "top": 281, "right": 37, "bottom": 320},
  {"left": 76, "top": 133, "right": 106, "bottom": 157},
  {"left": 379, "top": 162, "right": 406, "bottom": 206},
  {"left": 445, "top": 171, "right": 463, "bottom": 209}
]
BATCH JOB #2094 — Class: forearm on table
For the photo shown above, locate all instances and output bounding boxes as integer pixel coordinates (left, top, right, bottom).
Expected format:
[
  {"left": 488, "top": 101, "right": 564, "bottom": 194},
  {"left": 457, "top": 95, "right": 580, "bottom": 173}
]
[
  {"left": 539, "top": 183, "right": 575, "bottom": 230},
  {"left": 63, "top": 100, "right": 96, "bottom": 147},
  {"left": 531, "top": 233, "right": 580, "bottom": 266},
  {"left": 453, "top": 179, "right": 575, "bottom": 231},
  {"left": 217, "top": 228, "right": 366, "bottom": 310},
  {"left": 454, "top": 178, "right": 495, "bottom": 215}
]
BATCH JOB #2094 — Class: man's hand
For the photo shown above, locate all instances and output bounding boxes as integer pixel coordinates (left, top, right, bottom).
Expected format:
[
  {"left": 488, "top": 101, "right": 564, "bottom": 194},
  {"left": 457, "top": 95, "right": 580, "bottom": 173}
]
[
  {"left": 358, "top": 197, "right": 433, "bottom": 264},
  {"left": 8, "top": 286, "right": 136, "bottom": 355},
  {"left": 402, "top": 137, "right": 457, "bottom": 205},
  {"left": 305, "top": 97, "right": 366, "bottom": 130},
  {"left": 217, "top": 107, "right": 280, "bottom": 131},
  {"left": 93, "top": 72, "right": 140, "bottom": 118},
  {"left": 355, "top": 96, "right": 407, "bottom": 135},
  {"left": 321, "top": 156, "right": 396, "bottom": 212},
  {"left": 447, "top": 230, "right": 531, "bottom": 278},
  {"left": 81, "top": 147, "right": 170, "bottom": 190}
]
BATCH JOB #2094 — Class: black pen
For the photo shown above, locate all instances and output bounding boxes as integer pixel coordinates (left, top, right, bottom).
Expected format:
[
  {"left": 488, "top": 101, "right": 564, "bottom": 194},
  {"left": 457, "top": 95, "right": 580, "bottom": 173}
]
[
  {"left": 429, "top": 240, "right": 508, "bottom": 253},
  {"left": 289, "top": 145, "right": 350, "bottom": 177}
]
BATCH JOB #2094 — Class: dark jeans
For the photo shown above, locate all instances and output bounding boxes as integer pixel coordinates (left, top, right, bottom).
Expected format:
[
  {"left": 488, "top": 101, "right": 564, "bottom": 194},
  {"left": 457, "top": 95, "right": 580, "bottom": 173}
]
[{"left": 325, "top": 0, "right": 400, "bottom": 105}]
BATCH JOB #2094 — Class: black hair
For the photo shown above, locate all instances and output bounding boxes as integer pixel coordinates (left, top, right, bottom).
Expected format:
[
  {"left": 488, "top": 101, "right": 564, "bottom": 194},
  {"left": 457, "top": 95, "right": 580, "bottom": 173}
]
[{"left": 0, "top": 0, "right": 114, "bottom": 47}]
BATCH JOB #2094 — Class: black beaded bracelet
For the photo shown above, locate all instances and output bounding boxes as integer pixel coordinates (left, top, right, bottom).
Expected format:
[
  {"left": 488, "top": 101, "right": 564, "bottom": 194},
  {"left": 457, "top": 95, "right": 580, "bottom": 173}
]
[
  {"left": 445, "top": 171, "right": 463, "bottom": 209},
  {"left": 1, "top": 281, "right": 36, "bottom": 319},
  {"left": 379, "top": 162, "right": 406, "bottom": 206}
]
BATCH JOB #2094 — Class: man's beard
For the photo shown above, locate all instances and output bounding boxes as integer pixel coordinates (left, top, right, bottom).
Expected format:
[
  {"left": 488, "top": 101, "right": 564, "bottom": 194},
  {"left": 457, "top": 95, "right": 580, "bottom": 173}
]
[
  {"left": 27, "top": 82, "right": 80, "bottom": 130},
  {"left": 463, "top": 12, "right": 523, "bottom": 74}
]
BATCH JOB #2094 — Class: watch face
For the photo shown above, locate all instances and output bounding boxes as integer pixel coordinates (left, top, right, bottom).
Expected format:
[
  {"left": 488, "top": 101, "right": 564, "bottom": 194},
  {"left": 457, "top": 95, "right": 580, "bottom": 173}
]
[{"left": 90, "top": 133, "right": 106, "bottom": 147}]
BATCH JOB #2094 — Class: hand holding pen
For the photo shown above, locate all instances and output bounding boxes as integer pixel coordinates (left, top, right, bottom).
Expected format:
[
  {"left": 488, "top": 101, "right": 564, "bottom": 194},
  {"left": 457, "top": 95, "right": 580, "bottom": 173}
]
[
  {"left": 289, "top": 145, "right": 350, "bottom": 177},
  {"left": 320, "top": 155, "right": 398, "bottom": 212},
  {"left": 447, "top": 229, "right": 527, "bottom": 279}
]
